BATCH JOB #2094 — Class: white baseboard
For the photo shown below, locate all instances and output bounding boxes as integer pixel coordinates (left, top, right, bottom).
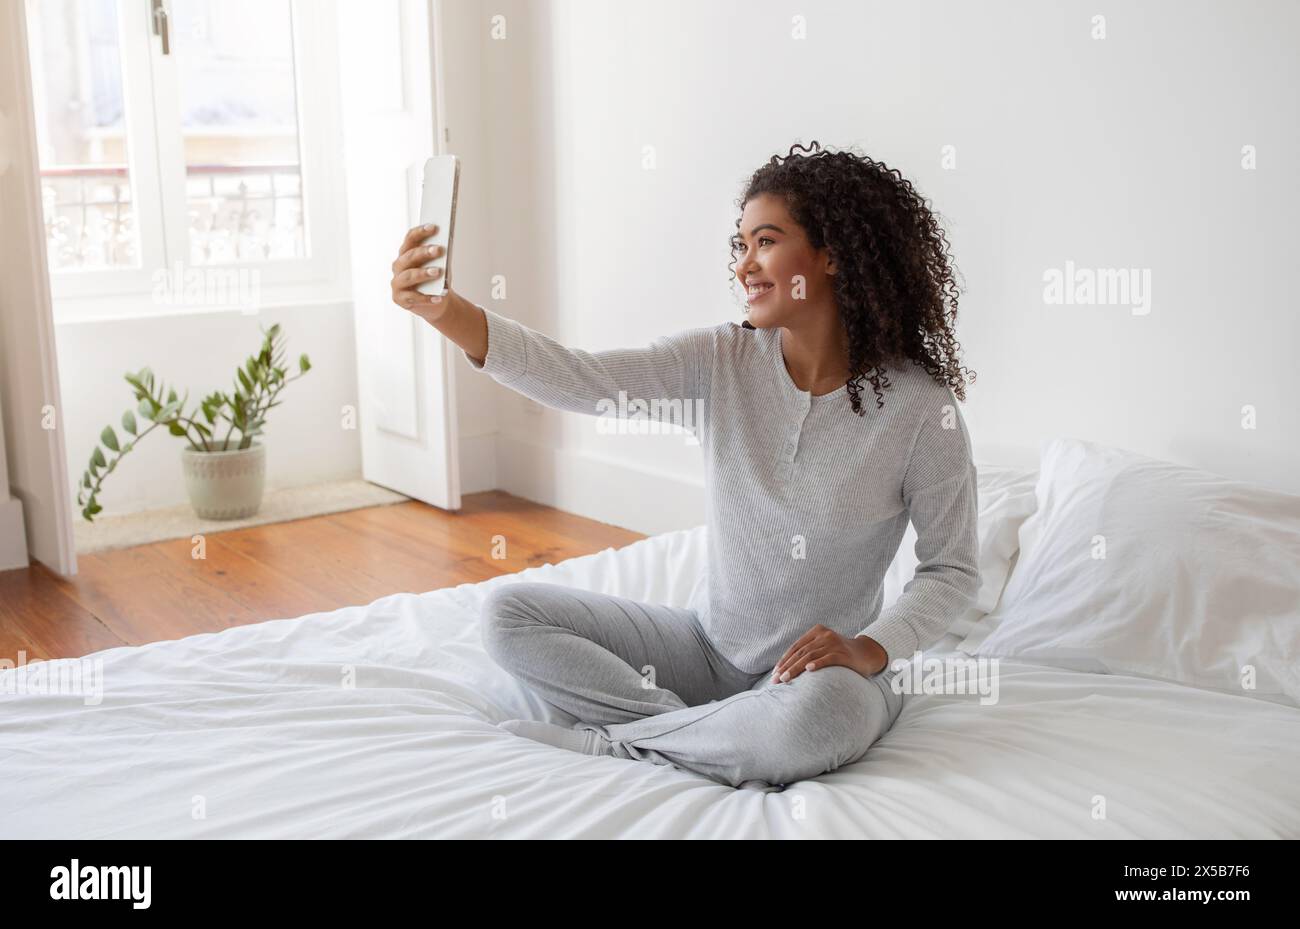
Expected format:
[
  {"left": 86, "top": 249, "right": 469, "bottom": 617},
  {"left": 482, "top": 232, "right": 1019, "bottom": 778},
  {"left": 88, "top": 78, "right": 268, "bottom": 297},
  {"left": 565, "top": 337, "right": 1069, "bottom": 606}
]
[{"left": 484, "top": 433, "right": 706, "bottom": 537}]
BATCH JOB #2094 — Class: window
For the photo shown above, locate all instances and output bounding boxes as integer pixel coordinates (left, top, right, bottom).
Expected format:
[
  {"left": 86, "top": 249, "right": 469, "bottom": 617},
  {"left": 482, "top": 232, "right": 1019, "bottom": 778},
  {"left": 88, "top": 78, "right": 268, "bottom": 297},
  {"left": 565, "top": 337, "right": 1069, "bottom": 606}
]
[{"left": 24, "top": 0, "right": 347, "bottom": 321}]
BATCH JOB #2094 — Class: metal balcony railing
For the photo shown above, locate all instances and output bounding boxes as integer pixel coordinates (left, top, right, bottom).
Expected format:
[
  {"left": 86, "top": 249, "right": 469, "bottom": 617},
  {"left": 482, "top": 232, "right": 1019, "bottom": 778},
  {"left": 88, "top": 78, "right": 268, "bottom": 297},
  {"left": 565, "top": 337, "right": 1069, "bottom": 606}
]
[{"left": 40, "top": 163, "right": 306, "bottom": 270}]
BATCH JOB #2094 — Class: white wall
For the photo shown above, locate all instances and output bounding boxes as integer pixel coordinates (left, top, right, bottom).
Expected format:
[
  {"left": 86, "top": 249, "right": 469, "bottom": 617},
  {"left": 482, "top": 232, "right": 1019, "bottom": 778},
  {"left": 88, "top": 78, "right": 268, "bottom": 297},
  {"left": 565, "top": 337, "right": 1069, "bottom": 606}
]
[
  {"left": 453, "top": 0, "right": 1299, "bottom": 539},
  {"left": 54, "top": 302, "right": 362, "bottom": 515}
]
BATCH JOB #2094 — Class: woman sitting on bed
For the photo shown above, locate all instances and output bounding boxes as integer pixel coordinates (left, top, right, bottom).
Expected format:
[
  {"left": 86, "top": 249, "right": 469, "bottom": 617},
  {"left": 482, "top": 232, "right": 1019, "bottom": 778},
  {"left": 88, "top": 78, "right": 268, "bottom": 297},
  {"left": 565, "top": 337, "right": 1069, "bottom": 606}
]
[{"left": 388, "top": 140, "right": 982, "bottom": 792}]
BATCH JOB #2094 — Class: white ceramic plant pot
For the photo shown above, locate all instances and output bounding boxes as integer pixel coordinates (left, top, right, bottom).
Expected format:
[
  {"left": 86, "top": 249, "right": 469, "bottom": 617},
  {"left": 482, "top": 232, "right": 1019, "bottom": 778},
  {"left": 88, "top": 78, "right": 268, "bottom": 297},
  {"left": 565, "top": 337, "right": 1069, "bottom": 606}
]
[{"left": 180, "top": 440, "right": 266, "bottom": 520}]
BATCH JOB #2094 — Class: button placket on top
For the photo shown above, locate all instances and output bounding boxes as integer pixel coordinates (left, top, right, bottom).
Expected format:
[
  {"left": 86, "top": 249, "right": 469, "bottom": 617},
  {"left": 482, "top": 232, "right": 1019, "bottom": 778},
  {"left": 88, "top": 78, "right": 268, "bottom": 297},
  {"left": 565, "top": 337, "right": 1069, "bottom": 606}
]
[
  {"left": 777, "top": 393, "right": 811, "bottom": 481},
  {"left": 772, "top": 327, "right": 828, "bottom": 482}
]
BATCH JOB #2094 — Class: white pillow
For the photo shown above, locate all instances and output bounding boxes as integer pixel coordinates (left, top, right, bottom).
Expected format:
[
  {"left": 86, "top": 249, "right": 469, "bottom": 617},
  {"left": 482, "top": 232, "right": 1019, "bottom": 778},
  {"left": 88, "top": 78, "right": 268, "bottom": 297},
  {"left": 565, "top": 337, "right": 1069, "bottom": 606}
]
[
  {"left": 882, "top": 460, "right": 1038, "bottom": 640},
  {"left": 958, "top": 438, "right": 1300, "bottom": 707}
]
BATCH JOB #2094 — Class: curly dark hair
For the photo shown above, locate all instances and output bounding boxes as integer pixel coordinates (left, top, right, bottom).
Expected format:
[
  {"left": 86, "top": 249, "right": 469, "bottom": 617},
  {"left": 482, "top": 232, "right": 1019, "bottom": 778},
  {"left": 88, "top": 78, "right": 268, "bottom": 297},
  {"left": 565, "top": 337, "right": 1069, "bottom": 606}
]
[{"left": 727, "top": 140, "right": 976, "bottom": 416}]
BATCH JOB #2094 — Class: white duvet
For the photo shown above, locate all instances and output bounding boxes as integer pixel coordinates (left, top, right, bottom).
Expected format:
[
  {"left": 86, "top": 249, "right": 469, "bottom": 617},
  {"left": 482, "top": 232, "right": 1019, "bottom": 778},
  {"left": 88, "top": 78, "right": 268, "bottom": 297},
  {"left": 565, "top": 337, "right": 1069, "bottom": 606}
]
[{"left": 2, "top": 525, "right": 1297, "bottom": 838}]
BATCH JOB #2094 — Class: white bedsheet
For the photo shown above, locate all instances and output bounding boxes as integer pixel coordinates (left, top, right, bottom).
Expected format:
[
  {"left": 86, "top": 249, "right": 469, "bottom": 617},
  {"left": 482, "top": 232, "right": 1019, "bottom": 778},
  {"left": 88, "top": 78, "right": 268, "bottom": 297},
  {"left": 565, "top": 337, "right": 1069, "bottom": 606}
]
[{"left": 2, "top": 526, "right": 1297, "bottom": 838}]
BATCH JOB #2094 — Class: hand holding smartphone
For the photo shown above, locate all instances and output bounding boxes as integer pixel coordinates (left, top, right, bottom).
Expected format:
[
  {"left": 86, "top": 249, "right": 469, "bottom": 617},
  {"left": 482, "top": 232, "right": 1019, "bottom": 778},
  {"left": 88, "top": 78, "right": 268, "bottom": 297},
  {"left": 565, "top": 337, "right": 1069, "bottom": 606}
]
[
  {"left": 390, "top": 155, "right": 487, "bottom": 363},
  {"left": 415, "top": 154, "right": 460, "bottom": 296}
]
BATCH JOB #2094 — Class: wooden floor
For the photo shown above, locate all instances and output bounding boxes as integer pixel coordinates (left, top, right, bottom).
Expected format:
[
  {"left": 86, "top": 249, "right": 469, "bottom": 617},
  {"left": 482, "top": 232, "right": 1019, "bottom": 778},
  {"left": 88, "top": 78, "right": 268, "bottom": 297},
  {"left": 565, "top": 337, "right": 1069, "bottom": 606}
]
[{"left": 0, "top": 491, "right": 645, "bottom": 662}]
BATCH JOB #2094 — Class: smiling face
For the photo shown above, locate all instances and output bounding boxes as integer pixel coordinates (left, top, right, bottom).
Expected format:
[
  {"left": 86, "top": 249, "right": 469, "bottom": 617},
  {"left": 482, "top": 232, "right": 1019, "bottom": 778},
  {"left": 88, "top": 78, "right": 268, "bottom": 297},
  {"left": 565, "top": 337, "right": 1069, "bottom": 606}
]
[{"left": 731, "top": 192, "right": 837, "bottom": 328}]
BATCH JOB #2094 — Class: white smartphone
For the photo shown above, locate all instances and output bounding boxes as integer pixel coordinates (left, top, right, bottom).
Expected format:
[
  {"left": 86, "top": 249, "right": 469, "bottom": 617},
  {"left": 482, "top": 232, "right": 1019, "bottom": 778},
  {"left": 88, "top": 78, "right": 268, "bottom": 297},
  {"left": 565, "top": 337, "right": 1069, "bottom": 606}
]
[{"left": 415, "top": 154, "right": 460, "bottom": 296}]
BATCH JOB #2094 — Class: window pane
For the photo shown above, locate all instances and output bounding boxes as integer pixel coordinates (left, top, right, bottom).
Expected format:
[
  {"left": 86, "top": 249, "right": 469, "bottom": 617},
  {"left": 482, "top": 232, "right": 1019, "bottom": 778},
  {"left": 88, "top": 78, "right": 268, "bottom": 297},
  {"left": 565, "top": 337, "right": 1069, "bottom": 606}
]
[
  {"left": 170, "top": 0, "right": 307, "bottom": 264},
  {"left": 27, "top": 0, "right": 140, "bottom": 271}
]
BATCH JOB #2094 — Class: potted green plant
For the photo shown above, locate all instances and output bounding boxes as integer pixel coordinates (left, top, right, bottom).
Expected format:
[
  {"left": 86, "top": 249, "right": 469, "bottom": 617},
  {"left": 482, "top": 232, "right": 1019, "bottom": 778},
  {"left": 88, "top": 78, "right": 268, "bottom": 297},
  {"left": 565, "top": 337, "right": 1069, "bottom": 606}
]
[{"left": 78, "top": 322, "right": 312, "bottom": 522}]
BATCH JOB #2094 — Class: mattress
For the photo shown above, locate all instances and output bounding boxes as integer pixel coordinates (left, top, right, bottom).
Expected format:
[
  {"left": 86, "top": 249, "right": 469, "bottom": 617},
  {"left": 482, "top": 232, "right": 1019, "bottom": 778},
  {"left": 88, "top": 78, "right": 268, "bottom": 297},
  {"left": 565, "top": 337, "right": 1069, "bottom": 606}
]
[{"left": 2, "top": 525, "right": 1297, "bottom": 838}]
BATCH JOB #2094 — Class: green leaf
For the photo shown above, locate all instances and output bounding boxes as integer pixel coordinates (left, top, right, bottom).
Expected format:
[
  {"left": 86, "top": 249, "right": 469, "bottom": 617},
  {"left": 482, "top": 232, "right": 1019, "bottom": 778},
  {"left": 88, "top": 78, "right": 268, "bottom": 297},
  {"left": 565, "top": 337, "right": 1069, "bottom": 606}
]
[
  {"left": 138, "top": 397, "right": 156, "bottom": 422},
  {"left": 193, "top": 421, "right": 212, "bottom": 438},
  {"left": 100, "top": 426, "right": 120, "bottom": 452},
  {"left": 237, "top": 367, "right": 253, "bottom": 394},
  {"left": 91, "top": 446, "right": 106, "bottom": 469},
  {"left": 82, "top": 473, "right": 91, "bottom": 489},
  {"left": 168, "top": 421, "right": 187, "bottom": 437},
  {"left": 88, "top": 501, "right": 102, "bottom": 516},
  {"left": 140, "top": 366, "right": 155, "bottom": 391},
  {"left": 121, "top": 410, "right": 138, "bottom": 435},
  {"left": 167, "top": 388, "right": 178, "bottom": 404},
  {"left": 298, "top": 354, "right": 311, "bottom": 373}
]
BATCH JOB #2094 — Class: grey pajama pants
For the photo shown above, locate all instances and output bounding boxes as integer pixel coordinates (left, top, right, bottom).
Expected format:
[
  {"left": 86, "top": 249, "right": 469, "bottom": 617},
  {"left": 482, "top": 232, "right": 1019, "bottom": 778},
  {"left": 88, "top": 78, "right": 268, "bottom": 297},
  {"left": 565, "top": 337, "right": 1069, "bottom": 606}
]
[{"left": 480, "top": 581, "right": 904, "bottom": 792}]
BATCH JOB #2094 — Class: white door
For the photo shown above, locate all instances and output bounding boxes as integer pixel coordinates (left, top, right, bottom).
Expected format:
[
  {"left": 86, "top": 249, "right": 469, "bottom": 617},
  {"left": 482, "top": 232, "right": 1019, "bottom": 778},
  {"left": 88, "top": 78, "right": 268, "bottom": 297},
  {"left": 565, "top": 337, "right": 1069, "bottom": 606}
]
[
  {"left": 336, "top": 0, "right": 460, "bottom": 510},
  {"left": 0, "top": 0, "right": 77, "bottom": 575}
]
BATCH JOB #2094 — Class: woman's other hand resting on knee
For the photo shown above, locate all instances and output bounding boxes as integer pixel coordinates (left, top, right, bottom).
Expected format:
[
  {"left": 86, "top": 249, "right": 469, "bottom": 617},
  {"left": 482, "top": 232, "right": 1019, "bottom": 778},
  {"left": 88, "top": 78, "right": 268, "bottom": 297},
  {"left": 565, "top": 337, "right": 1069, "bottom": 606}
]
[{"left": 770, "top": 624, "right": 888, "bottom": 684}]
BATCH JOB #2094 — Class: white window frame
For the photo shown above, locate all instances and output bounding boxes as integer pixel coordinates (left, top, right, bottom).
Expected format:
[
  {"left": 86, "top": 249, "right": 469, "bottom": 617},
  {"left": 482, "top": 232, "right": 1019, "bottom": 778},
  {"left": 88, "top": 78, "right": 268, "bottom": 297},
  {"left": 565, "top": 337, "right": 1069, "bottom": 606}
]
[{"left": 32, "top": 0, "right": 350, "bottom": 324}]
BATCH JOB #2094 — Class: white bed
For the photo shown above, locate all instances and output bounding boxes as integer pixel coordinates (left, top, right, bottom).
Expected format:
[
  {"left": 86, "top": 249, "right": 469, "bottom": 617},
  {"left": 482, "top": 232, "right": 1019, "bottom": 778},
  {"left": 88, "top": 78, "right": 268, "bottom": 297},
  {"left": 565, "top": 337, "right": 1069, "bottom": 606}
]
[{"left": 3, "top": 519, "right": 1298, "bottom": 839}]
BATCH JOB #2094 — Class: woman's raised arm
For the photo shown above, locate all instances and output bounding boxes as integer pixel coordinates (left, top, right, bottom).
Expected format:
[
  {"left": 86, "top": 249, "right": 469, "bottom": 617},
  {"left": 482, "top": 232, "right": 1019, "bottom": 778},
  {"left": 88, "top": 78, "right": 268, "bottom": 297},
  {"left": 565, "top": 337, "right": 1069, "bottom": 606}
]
[{"left": 390, "top": 223, "right": 712, "bottom": 428}]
